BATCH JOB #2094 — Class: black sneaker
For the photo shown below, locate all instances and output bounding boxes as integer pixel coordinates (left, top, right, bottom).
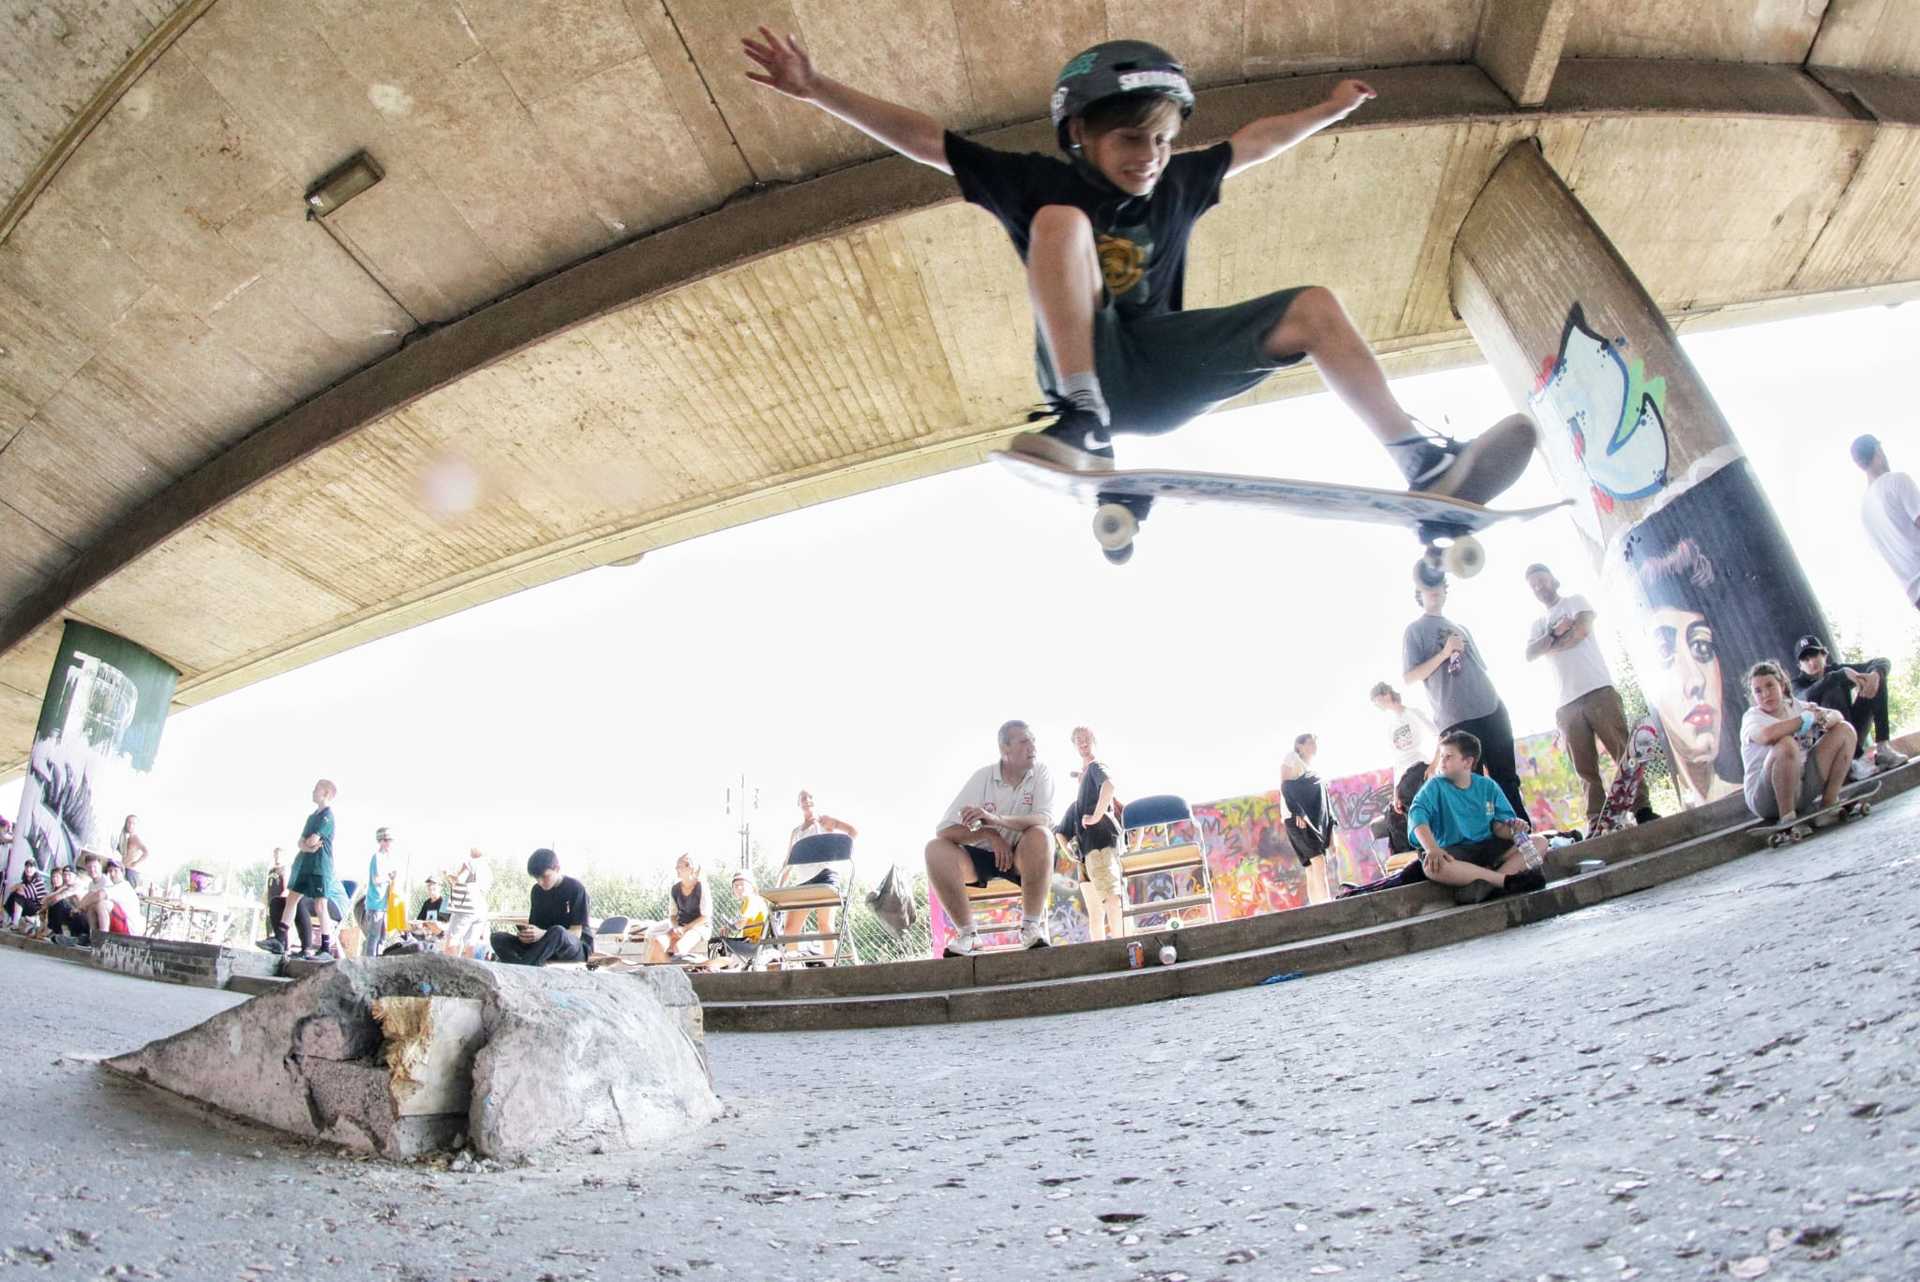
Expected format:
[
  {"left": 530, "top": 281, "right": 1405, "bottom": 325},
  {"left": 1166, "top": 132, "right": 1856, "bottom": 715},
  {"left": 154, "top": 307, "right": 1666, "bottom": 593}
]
[
  {"left": 1502, "top": 868, "right": 1548, "bottom": 896},
  {"left": 1009, "top": 407, "right": 1115, "bottom": 472},
  {"left": 257, "top": 938, "right": 286, "bottom": 955},
  {"left": 1391, "top": 414, "right": 1535, "bottom": 505},
  {"left": 1632, "top": 807, "right": 1659, "bottom": 826}
]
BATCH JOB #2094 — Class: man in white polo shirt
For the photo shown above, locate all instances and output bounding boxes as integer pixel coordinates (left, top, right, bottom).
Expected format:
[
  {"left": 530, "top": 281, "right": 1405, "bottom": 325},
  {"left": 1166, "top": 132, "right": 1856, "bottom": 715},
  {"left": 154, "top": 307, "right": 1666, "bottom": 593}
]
[
  {"left": 1524, "top": 564, "right": 1654, "bottom": 827},
  {"left": 926, "top": 719, "right": 1057, "bottom": 956},
  {"left": 1852, "top": 435, "right": 1920, "bottom": 612}
]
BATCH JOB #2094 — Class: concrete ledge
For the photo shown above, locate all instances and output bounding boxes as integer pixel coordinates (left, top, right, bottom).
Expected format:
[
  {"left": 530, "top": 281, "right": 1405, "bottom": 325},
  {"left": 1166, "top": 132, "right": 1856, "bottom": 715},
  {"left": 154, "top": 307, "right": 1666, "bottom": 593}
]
[
  {"left": 700, "top": 762, "right": 1916, "bottom": 1031},
  {"left": 0, "top": 930, "right": 286, "bottom": 992}
]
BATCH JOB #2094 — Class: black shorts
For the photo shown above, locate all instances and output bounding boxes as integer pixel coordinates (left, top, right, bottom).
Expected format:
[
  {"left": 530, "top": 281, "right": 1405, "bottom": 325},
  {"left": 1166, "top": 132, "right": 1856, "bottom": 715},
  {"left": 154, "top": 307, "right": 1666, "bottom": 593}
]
[
  {"left": 793, "top": 866, "right": 842, "bottom": 890},
  {"left": 963, "top": 845, "right": 1020, "bottom": 888},
  {"left": 1401, "top": 835, "right": 1514, "bottom": 882},
  {"left": 1058, "top": 287, "right": 1310, "bottom": 435}
]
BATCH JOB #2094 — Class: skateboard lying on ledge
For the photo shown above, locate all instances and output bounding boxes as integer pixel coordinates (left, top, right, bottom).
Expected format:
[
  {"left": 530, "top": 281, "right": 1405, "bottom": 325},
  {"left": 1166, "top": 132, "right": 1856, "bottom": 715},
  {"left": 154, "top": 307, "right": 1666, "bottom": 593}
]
[
  {"left": 995, "top": 414, "right": 1566, "bottom": 572},
  {"left": 1751, "top": 780, "right": 1878, "bottom": 847}
]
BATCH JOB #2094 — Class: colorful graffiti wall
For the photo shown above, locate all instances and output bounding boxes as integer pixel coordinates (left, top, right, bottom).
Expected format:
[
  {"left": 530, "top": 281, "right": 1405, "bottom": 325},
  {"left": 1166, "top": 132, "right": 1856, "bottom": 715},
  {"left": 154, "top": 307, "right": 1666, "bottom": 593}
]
[{"left": 926, "top": 731, "right": 1590, "bottom": 953}]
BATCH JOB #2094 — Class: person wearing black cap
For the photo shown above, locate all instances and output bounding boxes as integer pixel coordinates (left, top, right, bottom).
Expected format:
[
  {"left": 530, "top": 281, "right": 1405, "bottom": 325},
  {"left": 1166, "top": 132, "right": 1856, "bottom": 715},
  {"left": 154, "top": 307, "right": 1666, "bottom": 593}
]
[
  {"left": 1790, "top": 635, "right": 1906, "bottom": 776},
  {"left": 1851, "top": 435, "right": 1920, "bottom": 611}
]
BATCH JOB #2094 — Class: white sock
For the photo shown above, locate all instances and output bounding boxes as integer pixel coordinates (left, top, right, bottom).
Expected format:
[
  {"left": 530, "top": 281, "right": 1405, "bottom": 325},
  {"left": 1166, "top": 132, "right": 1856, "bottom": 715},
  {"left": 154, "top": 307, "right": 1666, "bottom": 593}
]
[{"left": 1059, "top": 371, "right": 1110, "bottom": 427}]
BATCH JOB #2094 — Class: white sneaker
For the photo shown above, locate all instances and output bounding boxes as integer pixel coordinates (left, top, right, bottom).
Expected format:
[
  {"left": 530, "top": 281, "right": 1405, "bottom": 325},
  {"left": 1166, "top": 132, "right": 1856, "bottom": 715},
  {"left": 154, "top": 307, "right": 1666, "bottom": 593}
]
[
  {"left": 1847, "top": 757, "right": 1875, "bottom": 783},
  {"left": 1872, "top": 742, "right": 1909, "bottom": 770},
  {"left": 1019, "top": 918, "right": 1051, "bottom": 950},
  {"left": 942, "top": 928, "right": 978, "bottom": 958}
]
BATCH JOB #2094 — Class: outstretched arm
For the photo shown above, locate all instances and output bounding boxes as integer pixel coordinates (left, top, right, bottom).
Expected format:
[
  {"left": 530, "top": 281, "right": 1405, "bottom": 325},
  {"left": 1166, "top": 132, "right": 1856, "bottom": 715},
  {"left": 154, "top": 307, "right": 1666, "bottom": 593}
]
[
  {"left": 1226, "top": 79, "right": 1375, "bottom": 179},
  {"left": 743, "top": 27, "right": 951, "bottom": 173}
]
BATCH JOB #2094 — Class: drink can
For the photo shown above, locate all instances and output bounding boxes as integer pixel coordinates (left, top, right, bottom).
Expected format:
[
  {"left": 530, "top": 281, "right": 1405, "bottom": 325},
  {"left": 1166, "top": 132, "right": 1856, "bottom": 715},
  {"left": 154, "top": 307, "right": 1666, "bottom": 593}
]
[{"left": 1126, "top": 941, "right": 1144, "bottom": 969}]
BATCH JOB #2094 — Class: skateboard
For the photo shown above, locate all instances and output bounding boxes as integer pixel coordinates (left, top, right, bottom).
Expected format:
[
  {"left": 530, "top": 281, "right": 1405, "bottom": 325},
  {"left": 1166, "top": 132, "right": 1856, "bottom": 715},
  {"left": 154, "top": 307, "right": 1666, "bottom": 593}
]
[
  {"left": 993, "top": 415, "right": 1564, "bottom": 570},
  {"left": 1752, "top": 780, "right": 1879, "bottom": 848},
  {"left": 1585, "top": 718, "right": 1665, "bottom": 838}
]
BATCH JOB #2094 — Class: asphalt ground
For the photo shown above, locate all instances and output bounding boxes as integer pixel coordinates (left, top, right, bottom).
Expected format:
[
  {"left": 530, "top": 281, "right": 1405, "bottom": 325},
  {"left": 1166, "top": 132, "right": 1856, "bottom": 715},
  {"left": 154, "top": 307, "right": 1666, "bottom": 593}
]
[{"left": 3, "top": 785, "right": 1916, "bottom": 1281}]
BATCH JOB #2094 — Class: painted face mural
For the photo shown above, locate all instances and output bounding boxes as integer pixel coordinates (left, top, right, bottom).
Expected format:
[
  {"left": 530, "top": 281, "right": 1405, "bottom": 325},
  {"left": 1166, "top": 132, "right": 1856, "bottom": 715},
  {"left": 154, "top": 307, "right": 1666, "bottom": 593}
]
[
  {"left": 1647, "top": 604, "right": 1726, "bottom": 798},
  {"left": 1530, "top": 303, "right": 1670, "bottom": 516}
]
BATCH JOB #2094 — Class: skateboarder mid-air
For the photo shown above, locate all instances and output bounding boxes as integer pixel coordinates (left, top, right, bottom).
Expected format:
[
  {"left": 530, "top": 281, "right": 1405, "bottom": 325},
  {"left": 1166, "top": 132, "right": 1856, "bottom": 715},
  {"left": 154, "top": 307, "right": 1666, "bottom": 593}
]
[{"left": 742, "top": 29, "right": 1528, "bottom": 503}]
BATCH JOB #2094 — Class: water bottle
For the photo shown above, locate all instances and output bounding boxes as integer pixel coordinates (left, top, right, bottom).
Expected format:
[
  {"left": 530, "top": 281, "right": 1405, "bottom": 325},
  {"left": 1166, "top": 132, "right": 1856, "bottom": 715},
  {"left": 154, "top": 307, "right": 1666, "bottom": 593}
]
[{"left": 1158, "top": 941, "right": 1178, "bottom": 966}]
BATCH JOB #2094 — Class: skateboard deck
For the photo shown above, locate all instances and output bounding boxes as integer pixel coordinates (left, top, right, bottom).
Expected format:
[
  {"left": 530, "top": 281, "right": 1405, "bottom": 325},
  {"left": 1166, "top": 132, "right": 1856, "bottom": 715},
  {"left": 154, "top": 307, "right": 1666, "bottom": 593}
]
[
  {"left": 994, "top": 451, "right": 1568, "bottom": 530},
  {"left": 1585, "top": 719, "right": 1665, "bottom": 838},
  {"left": 1751, "top": 780, "right": 1879, "bottom": 847}
]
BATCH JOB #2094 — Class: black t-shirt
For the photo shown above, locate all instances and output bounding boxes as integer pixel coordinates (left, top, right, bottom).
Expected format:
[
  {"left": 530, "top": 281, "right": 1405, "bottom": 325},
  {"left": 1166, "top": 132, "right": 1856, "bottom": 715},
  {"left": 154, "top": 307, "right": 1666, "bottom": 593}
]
[
  {"left": 1072, "top": 761, "right": 1122, "bottom": 854},
  {"left": 416, "top": 895, "right": 449, "bottom": 922},
  {"left": 944, "top": 131, "right": 1232, "bottom": 322},
  {"left": 529, "top": 876, "right": 593, "bottom": 955}
]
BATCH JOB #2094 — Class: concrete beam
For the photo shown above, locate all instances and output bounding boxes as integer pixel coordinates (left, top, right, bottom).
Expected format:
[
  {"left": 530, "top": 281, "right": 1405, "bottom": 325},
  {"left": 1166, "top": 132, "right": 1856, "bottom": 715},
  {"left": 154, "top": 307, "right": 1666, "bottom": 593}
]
[
  {"left": 1474, "top": 0, "right": 1575, "bottom": 107},
  {"left": 0, "top": 59, "right": 1898, "bottom": 694}
]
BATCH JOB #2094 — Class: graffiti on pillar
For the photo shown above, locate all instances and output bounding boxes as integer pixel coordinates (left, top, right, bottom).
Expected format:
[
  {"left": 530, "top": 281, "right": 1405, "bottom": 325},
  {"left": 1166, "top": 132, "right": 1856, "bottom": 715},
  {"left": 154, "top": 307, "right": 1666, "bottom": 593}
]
[
  {"left": 6, "top": 624, "right": 177, "bottom": 888},
  {"left": 1615, "top": 459, "right": 1827, "bottom": 811},
  {"left": 1530, "top": 303, "right": 1670, "bottom": 515}
]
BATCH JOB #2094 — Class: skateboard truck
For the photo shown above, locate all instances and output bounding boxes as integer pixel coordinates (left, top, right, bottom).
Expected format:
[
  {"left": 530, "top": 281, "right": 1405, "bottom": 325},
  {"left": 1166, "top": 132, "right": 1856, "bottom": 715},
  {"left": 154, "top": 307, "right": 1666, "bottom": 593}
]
[
  {"left": 1092, "top": 492, "right": 1155, "bottom": 565},
  {"left": 1413, "top": 520, "right": 1485, "bottom": 586}
]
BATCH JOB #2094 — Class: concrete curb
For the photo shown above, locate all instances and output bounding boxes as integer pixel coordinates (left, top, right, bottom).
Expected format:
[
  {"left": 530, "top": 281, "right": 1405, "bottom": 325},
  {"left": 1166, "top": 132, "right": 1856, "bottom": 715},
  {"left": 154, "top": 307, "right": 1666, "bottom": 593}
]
[{"left": 697, "top": 761, "right": 1917, "bottom": 1031}]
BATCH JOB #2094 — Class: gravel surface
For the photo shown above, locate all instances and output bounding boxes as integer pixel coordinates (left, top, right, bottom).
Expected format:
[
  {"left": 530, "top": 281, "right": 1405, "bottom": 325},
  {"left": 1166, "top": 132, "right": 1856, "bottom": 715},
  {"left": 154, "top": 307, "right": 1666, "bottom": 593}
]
[{"left": 4, "top": 788, "right": 1917, "bottom": 1281}]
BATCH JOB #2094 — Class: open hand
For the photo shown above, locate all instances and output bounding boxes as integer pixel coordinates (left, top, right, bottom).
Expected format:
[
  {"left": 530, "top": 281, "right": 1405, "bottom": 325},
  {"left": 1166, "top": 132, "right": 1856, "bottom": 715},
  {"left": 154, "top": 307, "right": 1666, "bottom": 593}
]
[{"left": 743, "top": 27, "right": 818, "bottom": 99}]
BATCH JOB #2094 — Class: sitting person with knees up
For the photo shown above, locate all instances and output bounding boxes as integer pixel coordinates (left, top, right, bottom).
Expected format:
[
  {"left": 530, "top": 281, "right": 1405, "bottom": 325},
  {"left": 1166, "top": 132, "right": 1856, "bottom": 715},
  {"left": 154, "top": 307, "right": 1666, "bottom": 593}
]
[
  {"left": 88, "top": 857, "right": 146, "bottom": 937},
  {"left": 926, "top": 719, "right": 1057, "bottom": 955},
  {"left": 644, "top": 854, "right": 712, "bottom": 965},
  {"left": 1741, "top": 659, "right": 1857, "bottom": 833},
  {"left": 5, "top": 856, "right": 48, "bottom": 930},
  {"left": 489, "top": 849, "right": 592, "bottom": 967},
  {"left": 1790, "top": 635, "right": 1907, "bottom": 779},
  {"left": 1406, "top": 730, "right": 1546, "bottom": 904}
]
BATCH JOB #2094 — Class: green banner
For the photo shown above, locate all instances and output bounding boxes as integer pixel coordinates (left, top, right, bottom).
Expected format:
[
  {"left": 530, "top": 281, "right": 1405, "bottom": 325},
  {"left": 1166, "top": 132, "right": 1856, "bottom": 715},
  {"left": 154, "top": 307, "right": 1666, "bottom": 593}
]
[{"left": 7, "top": 623, "right": 178, "bottom": 881}]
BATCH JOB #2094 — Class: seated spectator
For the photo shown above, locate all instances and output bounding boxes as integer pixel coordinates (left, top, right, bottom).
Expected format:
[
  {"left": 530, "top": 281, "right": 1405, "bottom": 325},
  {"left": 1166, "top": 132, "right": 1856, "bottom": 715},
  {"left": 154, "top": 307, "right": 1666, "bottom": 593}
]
[
  {"left": 731, "top": 871, "right": 769, "bottom": 943},
  {"left": 926, "top": 719, "right": 1057, "bottom": 956},
  {"left": 1742, "top": 659, "right": 1857, "bottom": 830},
  {"left": 416, "top": 877, "right": 451, "bottom": 923},
  {"left": 489, "top": 849, "right": 593, "bottom": 967},
  {"left": 1370, "top": 682, "right": 1438, "bottom": 854},
  {"left": 1406, "top": 730, "right": 1546, "bottom": 904},
  {"left": 5, "top": 857, "right": 48, "bottom": 929},
  {"left": 644, "top": 854, "right": 711, "bottom": 964},
  {"left": 90, "top": 859, "right": 146, "bottom": 936},
  {"left": 1791, "top": 635, "right": 1907, "bottom": 779},
  {"left": 46, "top": 862, "right": 92, "bottom": 943}
]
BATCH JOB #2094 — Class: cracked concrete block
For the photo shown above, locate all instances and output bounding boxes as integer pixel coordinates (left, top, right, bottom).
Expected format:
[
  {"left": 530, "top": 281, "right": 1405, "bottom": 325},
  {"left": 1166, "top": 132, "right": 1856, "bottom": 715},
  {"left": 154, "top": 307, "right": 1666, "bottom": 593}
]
[{"left": 104, "top": 954, "right": 719, "bottom": 1161}]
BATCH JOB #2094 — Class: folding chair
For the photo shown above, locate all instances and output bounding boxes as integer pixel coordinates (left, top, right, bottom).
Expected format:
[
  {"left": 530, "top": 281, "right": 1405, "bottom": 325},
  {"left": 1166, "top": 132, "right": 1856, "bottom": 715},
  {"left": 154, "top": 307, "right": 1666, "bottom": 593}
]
[
  {"left": 1117, "top": 794, "right": 1216, "bottom": 934},
  {"left": 961, "top": 877, "right": 1027, "bottom": 953},
  {"left": 760, "top": 833, "right": 860, "bottom": 967}
]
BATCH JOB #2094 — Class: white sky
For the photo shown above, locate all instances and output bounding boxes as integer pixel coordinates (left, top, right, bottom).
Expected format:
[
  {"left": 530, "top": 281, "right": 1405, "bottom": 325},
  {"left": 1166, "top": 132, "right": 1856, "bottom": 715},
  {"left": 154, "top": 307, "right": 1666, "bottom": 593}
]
[{"left": 6, "top": 303, "right": 1916, "bottom": 891}]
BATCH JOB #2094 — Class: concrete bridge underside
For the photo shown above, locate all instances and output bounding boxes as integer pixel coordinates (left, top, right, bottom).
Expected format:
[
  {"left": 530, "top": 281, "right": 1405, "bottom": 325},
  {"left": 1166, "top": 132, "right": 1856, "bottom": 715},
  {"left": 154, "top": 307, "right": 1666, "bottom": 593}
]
[{"left": 5, "top": 0, "right": 1920, "bottom": 778}]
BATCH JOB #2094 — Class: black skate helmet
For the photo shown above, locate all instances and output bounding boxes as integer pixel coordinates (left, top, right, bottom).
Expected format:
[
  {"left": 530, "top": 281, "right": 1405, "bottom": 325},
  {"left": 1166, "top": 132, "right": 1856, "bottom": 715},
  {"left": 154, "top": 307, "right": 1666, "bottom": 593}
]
[{"left": 1051, "top": 40, "right": 1195, "bottom": 152}]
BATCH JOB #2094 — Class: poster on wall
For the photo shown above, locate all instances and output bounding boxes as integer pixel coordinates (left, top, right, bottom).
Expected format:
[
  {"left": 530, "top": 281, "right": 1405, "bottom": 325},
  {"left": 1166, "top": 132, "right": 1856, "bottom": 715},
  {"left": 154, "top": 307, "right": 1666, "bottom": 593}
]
[
  {"left": 1610, "top": 459, "right": 1827, "bottom": 809},
  {"left": 5, "top": 622, "right": 177, "bottom": 884}
]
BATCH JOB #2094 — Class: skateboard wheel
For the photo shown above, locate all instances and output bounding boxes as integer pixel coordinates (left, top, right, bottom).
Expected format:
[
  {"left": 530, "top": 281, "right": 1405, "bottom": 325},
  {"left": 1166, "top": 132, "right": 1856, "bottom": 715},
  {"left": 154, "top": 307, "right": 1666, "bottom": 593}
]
[
  {"left": 1093, "top": 503, "right": 1138, "bottom": 550},
  {"left": 1444, "top": 536, "right": 1485, "bottom": 578},
  {"left": 1102, "top": 542, "right": 1135, "bottom": 566}
]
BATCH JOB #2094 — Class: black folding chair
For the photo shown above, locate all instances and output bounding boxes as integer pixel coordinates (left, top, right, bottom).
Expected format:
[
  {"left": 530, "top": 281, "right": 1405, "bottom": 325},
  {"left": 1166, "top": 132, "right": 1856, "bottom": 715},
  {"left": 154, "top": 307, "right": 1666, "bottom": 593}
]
[{"left": 760, "top": 832, "right": 859, "bottom": 966}]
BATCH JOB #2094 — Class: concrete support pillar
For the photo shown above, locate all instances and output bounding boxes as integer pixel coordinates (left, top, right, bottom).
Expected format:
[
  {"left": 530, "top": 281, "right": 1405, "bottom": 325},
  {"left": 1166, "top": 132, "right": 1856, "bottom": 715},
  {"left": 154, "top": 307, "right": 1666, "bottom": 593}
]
[
  {"left": 1450, "top": 142, "right": 1832, "bottom": 811},
  {"left": 1473, "top": 0, "right": 1574, "bottom": 107}
]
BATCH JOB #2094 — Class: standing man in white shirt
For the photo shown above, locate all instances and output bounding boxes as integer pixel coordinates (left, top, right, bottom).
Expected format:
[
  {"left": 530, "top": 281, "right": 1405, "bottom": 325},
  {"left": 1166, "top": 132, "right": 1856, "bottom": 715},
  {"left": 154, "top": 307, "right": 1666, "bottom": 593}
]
[
  {"left": 1852, "top": 435, "right": 1920, "bottom": 612},
  {"left": 443, "top": 848, "right": 492, "bottom": 959},
  {"left": 925, "top": 720, "right": 1057, "bottom": 955},
  {"left": 1524, "top": 564, "right": 1654, "bottom": 827}
]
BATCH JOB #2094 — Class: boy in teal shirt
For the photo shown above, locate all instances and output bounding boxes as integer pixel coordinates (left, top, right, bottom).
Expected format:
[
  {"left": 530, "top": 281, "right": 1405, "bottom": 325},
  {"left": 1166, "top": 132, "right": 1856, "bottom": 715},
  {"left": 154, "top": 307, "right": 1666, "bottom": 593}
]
[{"left": 1407, "top": 731, "right": 1546, "bottom": 903}]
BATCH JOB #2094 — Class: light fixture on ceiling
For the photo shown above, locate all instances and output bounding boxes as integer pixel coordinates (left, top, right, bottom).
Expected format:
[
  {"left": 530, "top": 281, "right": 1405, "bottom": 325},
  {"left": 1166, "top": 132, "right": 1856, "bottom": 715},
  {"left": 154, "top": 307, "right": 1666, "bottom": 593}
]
[{"left": 304, "top": 151, "right": 383, "bottom": 218}]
